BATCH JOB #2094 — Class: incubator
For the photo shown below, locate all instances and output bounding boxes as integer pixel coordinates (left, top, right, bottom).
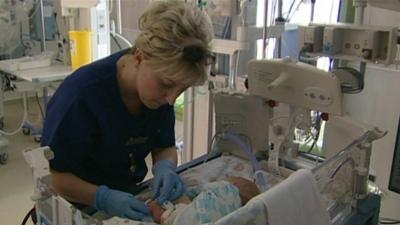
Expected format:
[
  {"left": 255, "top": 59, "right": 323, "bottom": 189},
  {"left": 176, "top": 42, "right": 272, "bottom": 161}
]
[{"left": 23, "top": 58, "right": 386, "bottom": 225}]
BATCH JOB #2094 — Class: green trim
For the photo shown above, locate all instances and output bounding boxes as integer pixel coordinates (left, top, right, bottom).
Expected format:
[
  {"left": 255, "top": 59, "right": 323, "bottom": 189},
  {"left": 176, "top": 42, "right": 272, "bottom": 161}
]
[{"left": 339, "top": 0, "right": 355, "bottom": 23}]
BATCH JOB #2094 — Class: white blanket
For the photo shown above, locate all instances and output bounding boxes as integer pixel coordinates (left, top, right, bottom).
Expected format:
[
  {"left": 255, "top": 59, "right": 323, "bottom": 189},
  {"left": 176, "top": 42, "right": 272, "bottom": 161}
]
[{"left": 253, "top": 169, "right": 332, "bottom": 225}]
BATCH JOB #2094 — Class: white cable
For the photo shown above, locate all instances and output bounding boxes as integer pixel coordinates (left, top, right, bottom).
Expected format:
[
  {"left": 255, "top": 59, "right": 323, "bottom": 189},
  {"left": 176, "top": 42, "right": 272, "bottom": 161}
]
[
  {"left": 284, "top": 0, "right": 297, "bottom": 21},
  {"left": 24, "top": 95, "right": 42, "bottom": 125},
  {"left": 239, "top": 0, "right": 249, "bottom": 26},
  {"left": 288, "top": 0, "right": 302, "bottom": 21},
  {"left": 328, "top": 0, "right": 336, "bottom": 23},
  {"left": 108, "top": 0, "right": 113, "bottom": 15},
  {"left": 235, "top": 50, "right": 241, "bottom": 79},
  {"left": 15, "top": 1, "right": 39, "bottom": 21},
  {"left": 263, "top": 0, "right": 277, "bottom": 58},
  {"left": 204, "top": 132, "right": 223, "bottom": 163},
  {"left": 395, "top": 46, "right": 400, "bottom": 70},
  {"left": 286, "top": 108, "right": 299, "bottom": 134},
  {"left": 0, "top": 92, "right": 28, "bottom": 136},
  {"left": 111, "top": 31, "right": 133, "bottom": 47},
  {"left": 116, "top": 0, "right": 122, "bottom": 34},
  {"left": 271, "top": 0, "right": 277, "bottom": 25},
  {"left": 284, "top": 108, "right": 312, "bottom": 143}
]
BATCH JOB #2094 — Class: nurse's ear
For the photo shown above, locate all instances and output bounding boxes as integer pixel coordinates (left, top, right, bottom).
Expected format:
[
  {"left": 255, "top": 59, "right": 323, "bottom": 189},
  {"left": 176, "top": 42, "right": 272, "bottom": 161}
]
[{"left": 132, "top": 48, "right": 144, "bottom": 67}]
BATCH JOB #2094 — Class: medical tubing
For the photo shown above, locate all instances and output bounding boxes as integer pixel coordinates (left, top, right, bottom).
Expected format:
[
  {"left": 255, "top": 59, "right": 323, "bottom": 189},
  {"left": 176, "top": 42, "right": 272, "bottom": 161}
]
[
  {"left": 286, "top": 0, "right": 297, "bottom": 21},
  {"left": 113, "top": 32, "right": 133, "bottom": 47},
  {"left": 380, "top": 217, "right": 400, "bottom": 225},
  {"left": 222, "top": 132, "right": 270, "bottom": 191},
  {"left": 203, "top": 132, "right": 222, "bottom": 163},
  {"left": 0, "top": 93, "right": 28, "bottom": 136},
  {"left": 111, "top": 33, "right": 122, "bottom": 50},
  {"left": 307, "top": 112, "right": 321, "bottom": 153},
  {"left": 21, "top": 206, "right": 35, "bottom": 225},
  {"left": 23, "top": 94, "right": 41, "bottom": 125},
  {"left": 381, "top": 222, "right": 400, "bottom": 225},
  {"left": 234, "top": 51, "right": 241, "bottom": 84},
  {"left": 254, "top": 170, "right": 271, "bottom": 192},
  {"left": 312, "top": 131, "right": 374, "bottom": 174},
  {"left": 35, "top": 93, "right": 45, "bottom": 118},
  {"left": 222, "top": 132, "right": 261, "bottom": 171},
  {"left": 330, "top": 158, "right": 355, "bottom": 179},
  {"left": 239, "top": 0, "right": 249, "bottom": 26}
]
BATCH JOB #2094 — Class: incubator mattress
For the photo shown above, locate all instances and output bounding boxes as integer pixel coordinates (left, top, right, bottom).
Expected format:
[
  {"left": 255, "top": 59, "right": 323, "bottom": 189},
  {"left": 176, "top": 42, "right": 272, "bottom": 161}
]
[
  {"left": 137, "top": 154, "right": 282, "bottom": 201},
  {"left": 103, "top": 154, "right": 283, "bottom": 225}
]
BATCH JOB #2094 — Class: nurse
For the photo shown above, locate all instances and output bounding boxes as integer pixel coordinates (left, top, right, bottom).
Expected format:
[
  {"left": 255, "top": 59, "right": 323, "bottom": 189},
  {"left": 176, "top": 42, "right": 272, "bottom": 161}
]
[{"left": 41, "top": 0, "right": 214, "bottom": 220}]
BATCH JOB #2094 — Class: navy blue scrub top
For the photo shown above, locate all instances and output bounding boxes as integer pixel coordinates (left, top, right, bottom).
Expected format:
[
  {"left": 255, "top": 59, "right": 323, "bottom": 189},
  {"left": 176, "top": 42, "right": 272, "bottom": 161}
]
[{"left": 41, "top": 49, "right": 176, "bottom": 190}]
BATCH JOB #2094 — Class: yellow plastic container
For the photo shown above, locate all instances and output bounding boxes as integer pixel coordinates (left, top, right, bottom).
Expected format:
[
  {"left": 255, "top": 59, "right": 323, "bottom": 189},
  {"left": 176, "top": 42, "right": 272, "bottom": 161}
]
[{"left": 69, "top": 30, "right": 92, "bottom": 70}]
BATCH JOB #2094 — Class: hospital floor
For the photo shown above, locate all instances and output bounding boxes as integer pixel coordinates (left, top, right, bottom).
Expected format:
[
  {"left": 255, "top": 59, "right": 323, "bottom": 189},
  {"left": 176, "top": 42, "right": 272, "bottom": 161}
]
[
  {"left": 0, "top": 98, "right": 39, "bottom": 225},
  {"left": 0, "top": 97, "right": 184, "bottom": 225}
]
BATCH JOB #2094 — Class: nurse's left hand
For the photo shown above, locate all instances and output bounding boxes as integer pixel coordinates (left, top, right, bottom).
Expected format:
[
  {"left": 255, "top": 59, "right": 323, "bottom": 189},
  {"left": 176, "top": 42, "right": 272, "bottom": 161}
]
[{"left": 152, "top": 159, "right": 186, "bottom": 204}]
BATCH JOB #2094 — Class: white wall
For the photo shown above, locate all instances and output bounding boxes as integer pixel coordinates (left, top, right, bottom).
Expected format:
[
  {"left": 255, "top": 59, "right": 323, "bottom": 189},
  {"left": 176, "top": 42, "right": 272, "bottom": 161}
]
[
  {"left": 344, "top": 64, "right": 400, "bottom": 220},
  {"left": 354, "top": 5, "right": 400, "bottom": 220},
  {"left": 110, "top": 0, "right": 150, "bottom": 30},
  {"left": 365, "top": 5, "right": 400, "bottom": 27},
  {"left": 109, "top": 0, "right": 150, "bottom": 52},
  {"left": 192, "top": 88, "right": 211, "bottom": 159}
]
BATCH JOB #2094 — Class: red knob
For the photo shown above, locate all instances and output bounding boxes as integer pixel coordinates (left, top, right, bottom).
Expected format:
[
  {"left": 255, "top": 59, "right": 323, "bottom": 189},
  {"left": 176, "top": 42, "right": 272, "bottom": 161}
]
[
  {"left": 267, "top": 100, "right": 278, "bottom": 108},
  {"left": 321, "top": 112, "right": 329, "bottom": 121}
]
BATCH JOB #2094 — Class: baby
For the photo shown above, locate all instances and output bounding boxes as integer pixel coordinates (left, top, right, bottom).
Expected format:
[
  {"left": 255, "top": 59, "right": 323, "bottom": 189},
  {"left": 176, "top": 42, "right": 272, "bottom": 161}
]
[{"left": 147, "top": 177, "right": 260, "bottom": 225}]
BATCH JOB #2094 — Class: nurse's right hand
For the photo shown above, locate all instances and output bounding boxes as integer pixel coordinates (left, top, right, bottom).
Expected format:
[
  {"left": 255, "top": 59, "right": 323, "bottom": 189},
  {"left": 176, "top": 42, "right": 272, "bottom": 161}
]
[{"left": 95, "top": 185, "right": 150, "bottom": 220}]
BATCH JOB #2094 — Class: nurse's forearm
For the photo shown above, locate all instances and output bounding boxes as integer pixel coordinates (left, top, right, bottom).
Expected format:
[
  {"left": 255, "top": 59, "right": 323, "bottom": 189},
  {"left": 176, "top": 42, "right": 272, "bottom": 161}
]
[
  {"left": 151, "top": 146, "right": 178, "bottom": 165},
  {"left": 51, "top": 169, "right": 98, "bottom": 206}
]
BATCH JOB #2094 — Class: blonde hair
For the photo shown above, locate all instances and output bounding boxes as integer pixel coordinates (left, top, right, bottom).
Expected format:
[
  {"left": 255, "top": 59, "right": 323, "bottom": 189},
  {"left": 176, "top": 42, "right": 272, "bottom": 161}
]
[{"left": 134, "top": 0, "right": 214, "bottom": 86}]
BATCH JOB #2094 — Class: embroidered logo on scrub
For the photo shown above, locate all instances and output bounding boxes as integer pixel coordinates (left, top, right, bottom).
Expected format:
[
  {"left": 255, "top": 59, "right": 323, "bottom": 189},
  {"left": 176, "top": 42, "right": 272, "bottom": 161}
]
[
  {"left": 129, "top": 153, "right": 136, "bottom": 173},
  {"left": 125, "top": 136, "right": 148, "bottom": 146}
]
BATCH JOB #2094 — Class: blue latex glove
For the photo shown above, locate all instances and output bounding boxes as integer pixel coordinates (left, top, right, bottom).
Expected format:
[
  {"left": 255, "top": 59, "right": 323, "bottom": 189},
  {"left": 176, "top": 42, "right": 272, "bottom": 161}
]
[
  {"left": 152, "top": 159, "right": 185, "bottom": 204},
  {"left": 95, "top": 185, "right": 150, "bottom": 220}
]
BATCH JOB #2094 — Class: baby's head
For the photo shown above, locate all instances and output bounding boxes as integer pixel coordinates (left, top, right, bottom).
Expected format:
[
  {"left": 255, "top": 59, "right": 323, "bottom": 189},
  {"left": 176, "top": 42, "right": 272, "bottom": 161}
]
[{"left": 225, "top": 176, "right": 260, "bottom": 204}]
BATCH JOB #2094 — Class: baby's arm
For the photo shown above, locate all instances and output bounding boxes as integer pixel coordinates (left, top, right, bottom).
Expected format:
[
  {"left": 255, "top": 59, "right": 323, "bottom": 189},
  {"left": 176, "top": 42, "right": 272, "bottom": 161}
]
[
  {"left": 148, "top": 200, "right": 164, "bottom": 223},
  {"left": 147, "top": 195, "right": 191, "bottom": 224},
  {"left": 172, "top": 195, "right": 191, "bottom": 204}
]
